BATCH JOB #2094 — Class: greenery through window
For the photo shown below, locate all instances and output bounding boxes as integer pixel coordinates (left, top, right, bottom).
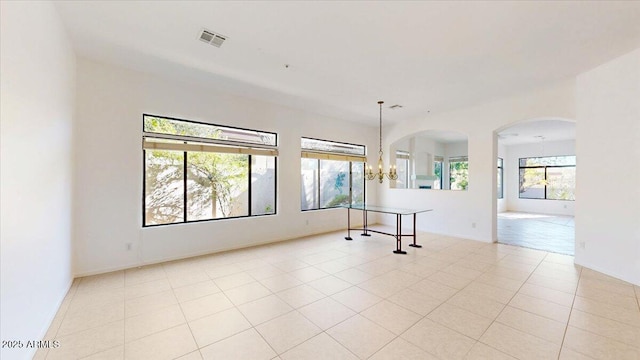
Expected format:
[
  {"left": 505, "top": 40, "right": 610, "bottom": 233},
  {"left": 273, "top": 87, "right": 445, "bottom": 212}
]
[
  {"left": 519, "top": 156, "right": 575, "bottom": 200},
  {"left": 143, "top": 115, "right": 277, "bottom": 226},
  {"left": 434, "top": 156, "right": 443, "bottom": 190},
  {"left": 497, "top": 158, "right": 504, "bottom": 199},
  {"left": 301, "top": 138, "right": 365, "bottom": 210},
  {"left": 449, "top": 156, "right": 469, "bottom": 190}
]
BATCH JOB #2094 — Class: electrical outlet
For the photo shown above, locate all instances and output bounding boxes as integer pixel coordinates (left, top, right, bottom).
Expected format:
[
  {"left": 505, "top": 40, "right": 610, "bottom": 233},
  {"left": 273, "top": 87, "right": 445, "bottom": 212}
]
[
  {"left": 126, "top": 243, "right": 132, "bottom": 251},
  {"left": 579, "top": 241, "right": 586, "bottom": 250},
  {"left": 305, "top": 220, "right": 309, "bottom": 226},
  {"left": 471, "top": 222, "right": 476, "bottom": 228}
]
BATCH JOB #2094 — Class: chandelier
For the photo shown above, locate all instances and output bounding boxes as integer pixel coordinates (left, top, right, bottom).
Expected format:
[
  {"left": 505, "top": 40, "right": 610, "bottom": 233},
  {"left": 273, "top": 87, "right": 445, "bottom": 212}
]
[{"left": 365, "top": 101, "right": 398, "bottom": 183}]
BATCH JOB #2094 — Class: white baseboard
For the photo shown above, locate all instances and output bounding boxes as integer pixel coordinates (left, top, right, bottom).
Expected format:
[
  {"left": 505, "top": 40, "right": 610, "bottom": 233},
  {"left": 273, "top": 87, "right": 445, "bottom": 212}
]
[
  {"left": 73, "top": 225, "right": 358, "bottom": 278},
  {"left": 574, "top": 259, "right": 640, "bottom": 286}
]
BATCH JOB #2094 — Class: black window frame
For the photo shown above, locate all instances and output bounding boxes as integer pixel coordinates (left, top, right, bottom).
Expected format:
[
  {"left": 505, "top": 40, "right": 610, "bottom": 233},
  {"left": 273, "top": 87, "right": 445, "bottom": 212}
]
[
  {"left": 497, "top": 157, "right": 504, "bottom": 199},
  {"left": 300, "top": 137, "right": 366, "bottom": 211},
  {"left": 142, "top": 114, "right": 278, "bottom": 227},
  {"left": 518, "top": 155, "right": 576, "bottom": 201}
]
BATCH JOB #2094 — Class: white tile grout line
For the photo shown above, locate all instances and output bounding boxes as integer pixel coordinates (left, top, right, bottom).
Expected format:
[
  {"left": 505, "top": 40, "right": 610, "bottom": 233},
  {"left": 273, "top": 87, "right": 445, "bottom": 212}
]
[
  {"left": 557, "top": 263, "right": 583, "bottom": 360},
  {"left": 49, "top": 232, "right": 636, "bottom": 360},
  {"left": 461, "top": 251, "right": 560, "bottom": 359},
  {"left": 364, "top": 241, "right": 505, "bottom": 359}
]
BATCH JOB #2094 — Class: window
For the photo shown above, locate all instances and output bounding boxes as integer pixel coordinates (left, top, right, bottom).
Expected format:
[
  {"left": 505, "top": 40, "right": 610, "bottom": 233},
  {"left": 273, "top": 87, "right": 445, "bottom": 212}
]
[
  {"left": 497, "top": 158, "right": 504, "bottom": 199},
  {"left": 434, "top": 156, "right": 444, "bottom": 190},
  {"left": 395, "top": 151, "right": 410, "bottom": 189},
  {"left": 143, "top": 115, "right": 277, "bottom": 226},
  {"left": 449, "top": 156, "right": 469, "bottom": 190},
  {"left": 519, "top": 156, "right": 575, "bottom": 200},
  {"left": 301, "top": 138, "right": 365, "bottom": 210}
]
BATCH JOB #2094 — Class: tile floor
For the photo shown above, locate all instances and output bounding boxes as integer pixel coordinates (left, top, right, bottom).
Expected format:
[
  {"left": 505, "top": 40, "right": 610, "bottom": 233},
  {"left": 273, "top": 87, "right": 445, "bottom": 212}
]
[
  {"left": 497, "top": 212, "right": 575, "bottom": 255},
  {"left": 37, "top": 229, "right": 639, "bottom": 360}
]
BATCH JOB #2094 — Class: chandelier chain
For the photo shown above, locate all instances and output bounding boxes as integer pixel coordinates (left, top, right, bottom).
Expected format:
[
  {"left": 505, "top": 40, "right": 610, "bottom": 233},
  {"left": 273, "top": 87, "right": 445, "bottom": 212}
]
[
  {"left": 365, "top": 100, "right": 398, "bottom": 183},
  {"left": 379, "top": 101, "right": 383, "bottom": 155}
]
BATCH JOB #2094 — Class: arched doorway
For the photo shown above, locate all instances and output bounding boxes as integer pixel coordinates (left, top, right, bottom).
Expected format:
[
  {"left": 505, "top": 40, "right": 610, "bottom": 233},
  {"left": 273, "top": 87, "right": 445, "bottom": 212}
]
[{"left": 493, "top": 118, "right": 576, "bottom": 255}]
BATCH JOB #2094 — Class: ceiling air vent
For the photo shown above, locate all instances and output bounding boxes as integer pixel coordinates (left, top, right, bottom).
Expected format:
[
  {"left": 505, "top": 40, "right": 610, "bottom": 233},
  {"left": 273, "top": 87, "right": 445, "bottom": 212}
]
[{"left": 199, "top": 28, "right": 227, "bottom": 48}]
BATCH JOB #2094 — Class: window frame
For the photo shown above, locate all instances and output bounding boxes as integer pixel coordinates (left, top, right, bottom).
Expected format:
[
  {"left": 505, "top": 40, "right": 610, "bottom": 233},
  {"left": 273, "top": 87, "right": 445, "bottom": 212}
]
[
  {"left": 497, "top": 157, "right": 504, "bottom": 199},
  {"left": 300, "top": 137, "right": 366, "bottom": 211},
  {"left": 434, "top": 156, "right": 444, "bottom": 190},
  {"left": 395, "top": 150, "right": 410, "bottom": 189},
  {"left": 448, "top": 156, "right": 469, "bottom": 191},
  {"left": 142, "top": 114, "right": 278, "bottom": 227},
  {"left": 518, "top": 155, "right": 576, "bottom": 201}
]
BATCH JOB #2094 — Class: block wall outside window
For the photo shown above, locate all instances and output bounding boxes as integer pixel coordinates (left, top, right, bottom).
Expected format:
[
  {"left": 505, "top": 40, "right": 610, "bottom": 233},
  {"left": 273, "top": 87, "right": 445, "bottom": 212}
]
[
  {"left": 300, "top": 137, "right": 366, "bottom": 211},
  {"left": 143, "top": 115, "right": 277, "bottom": 227}
]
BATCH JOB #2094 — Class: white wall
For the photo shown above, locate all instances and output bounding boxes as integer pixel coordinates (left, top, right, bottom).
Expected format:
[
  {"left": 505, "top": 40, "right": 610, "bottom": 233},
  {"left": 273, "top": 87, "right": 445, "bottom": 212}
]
[
  {"left": 379, "top": 80, "right": 576, "bottom": 242},
  {"left": 504, "top": 139, "right": 576, "bottom": 216},
  {"left": 575, "top": 49, "right": 640, "bottom": 285},
  {"left": 0, "top": 2, "right": 76, "bottom": 360},
  {"left": 74, "top": 58, "right": 378, "bottom": 276}
]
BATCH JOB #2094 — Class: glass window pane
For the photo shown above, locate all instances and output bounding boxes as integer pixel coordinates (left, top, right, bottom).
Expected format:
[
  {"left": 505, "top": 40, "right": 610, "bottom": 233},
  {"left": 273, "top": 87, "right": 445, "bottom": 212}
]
[
  {"left": 547, "top": 167, "right": 576, "bottom": 200},
  {"left": 145, "top": 150, "right": 184, "bottom": 225},
  {"left": 351, "top": 162, "right": 365, "bottom": 205},
  {"left": 251, "top": 156, "right": 276, "bottom": 215},
  {"left": 497, "top": 158, "right": 503, "bottom": 199},
  {"left": 449, "top": 160, "right": 469, "bottom": 190},
  {"left": 497, "top": 167, "right": 503, "bottom": 199},
  {"left": 320, "top": 160, "right": 350, "bottom": 208},
  {"left": 301, "top": 137, "right": 365, "bottom": 156},
  {"left": 396, "top": 158, "right": 409, "bottom": 189},
  {"left": 520, "top": 156, "right": 575, "bottom": 167},
  {"left": 434, "top": 161, "right": 443, "bottom": 190},
  {"left": 144, "top": 115, "right": 276, "bottom": 146},
  {"left": 187, "top": 152, "right": 248, "bottom": 220},
  {"left": 519, "top": 168, "right": 545, "bottom": 199},
  {"left": 301, "top": 158, "right": 319, "bottom": 210}
]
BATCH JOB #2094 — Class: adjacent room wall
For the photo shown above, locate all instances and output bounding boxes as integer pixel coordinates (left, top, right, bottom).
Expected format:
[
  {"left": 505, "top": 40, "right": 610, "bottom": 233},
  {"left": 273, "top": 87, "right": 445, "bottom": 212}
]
[
  {"left": 73, "top": 58, "right": 378, "bottom": 276},
  {"left": 378, "top": 80, "right": 576, "bottom": 242},
  {"left": 504, "top": 139, "right": 576, "bottom": 216},
  {"left": 0, "top": 2, "right": 76, "bottom": 360},
  {"left": 575, "top": 49, "right": 640, "bottom": 285}
]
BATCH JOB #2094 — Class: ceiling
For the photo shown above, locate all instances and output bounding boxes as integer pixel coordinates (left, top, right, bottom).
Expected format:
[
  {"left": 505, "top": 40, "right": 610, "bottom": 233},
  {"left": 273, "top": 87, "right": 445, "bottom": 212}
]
[
  {"left": 498, "top": 119, "right": 575, "bottom": 146},
  {"left": 54, "top": 1, "right": 640, "bottom": 126},
  {"left": 394, "top": 129, "right": 468, "bottom": 150}
]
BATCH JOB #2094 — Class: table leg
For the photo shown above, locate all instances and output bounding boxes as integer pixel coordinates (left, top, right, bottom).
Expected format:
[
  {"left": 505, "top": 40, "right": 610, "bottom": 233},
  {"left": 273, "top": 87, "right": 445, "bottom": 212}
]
[
  {"left": 408, "top": 212, "right": 422, "bottom": 248},
  {"left": 345, "top": 207, "right": 352, "bottom": 240},
  {"left": 393, "top": 213, "right": 407, "bottom": 254},
  {"left": 361, "top": 209, "right": 371, "bottom": 236}
]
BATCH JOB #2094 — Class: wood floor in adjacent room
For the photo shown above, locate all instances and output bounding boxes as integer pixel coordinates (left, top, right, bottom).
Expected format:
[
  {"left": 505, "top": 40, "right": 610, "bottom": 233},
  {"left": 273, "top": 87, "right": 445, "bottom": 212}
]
[
  {"left": 38, "top": 230, "right": 640, "bottom": 360},
  {"left": 498, "top": 212, "right": 575, "bottom": 256}
]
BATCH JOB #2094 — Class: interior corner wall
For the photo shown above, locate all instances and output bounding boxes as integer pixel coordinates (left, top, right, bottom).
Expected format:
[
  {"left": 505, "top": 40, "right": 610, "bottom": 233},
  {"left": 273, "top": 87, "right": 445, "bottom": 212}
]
[
  {"left": 0, "top": 2, "right": 76, "bottom": 360},
  {"left": 575, "top": 48, "right": 640, "bottom": 286},
  {"left": 504, "top": 139, "right": 576, "bottom": 216},
  {"left": 378, "top": 79, "right": 576, "bottom": 243},
  {"left": 73, "top": 58, "right": 378, "bottom": 276}
]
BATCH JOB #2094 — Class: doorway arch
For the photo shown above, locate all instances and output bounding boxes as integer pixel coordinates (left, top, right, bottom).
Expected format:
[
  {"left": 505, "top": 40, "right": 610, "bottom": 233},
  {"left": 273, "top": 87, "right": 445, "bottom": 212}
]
[{"left": 492, "top": 117, "right": 576, "bottom": 255}]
